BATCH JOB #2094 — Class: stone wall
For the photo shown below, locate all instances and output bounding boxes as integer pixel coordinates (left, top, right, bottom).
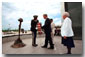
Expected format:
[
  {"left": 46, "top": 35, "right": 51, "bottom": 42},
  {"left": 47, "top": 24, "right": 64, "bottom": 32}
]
[{"left": 64, "top": 2, "right": 82, "bottom": 40}]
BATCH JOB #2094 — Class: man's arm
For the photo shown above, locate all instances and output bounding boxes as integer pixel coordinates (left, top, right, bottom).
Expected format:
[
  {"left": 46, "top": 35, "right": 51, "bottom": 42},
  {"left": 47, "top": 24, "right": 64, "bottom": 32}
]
[
  {"left": 42, "top": 19, "right": 51, "bottom": 28},
  {"left": 31, "top": 20, "right": 33, "bottom": 27}
]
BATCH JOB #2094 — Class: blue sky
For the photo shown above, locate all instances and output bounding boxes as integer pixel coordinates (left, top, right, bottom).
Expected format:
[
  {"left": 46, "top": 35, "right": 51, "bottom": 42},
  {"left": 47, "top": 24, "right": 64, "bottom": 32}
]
[{"left": 2, "top": 1, "right": 61, "bottom": 30}]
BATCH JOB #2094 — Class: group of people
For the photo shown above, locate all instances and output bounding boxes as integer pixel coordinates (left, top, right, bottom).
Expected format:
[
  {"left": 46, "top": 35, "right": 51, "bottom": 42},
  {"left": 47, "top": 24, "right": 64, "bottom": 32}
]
[{"left": 30, "top": 12, "right": 75, "bottom": 54}]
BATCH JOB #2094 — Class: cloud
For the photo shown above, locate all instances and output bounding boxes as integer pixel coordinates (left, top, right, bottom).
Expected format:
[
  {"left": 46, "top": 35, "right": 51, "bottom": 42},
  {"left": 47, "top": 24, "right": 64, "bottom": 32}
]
[{"left": 2, "top": 1, "right": 61, "bottom": 30}]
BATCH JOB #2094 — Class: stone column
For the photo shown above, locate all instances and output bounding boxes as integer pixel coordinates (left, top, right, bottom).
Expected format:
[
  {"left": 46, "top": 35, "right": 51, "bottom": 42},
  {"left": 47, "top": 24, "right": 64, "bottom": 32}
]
[{"left": 61, "top": 2, "right": 65, "bottom": 22}]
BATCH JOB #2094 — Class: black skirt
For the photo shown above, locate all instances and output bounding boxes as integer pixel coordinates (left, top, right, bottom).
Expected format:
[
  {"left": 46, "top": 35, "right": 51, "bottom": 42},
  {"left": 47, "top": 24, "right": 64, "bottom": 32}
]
[{"left": 61, "top": 37, "right": 75, "bottom": 48}]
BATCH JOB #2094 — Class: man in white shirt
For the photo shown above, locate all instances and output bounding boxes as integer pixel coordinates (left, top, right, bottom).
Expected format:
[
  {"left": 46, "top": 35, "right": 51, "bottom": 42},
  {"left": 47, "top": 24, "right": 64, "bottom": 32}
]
[
  {"left": 61, "top": 12, "right": 75, "bottom": 54},
  {"left": 50, "top": 19, "right": 55, "bottom": 43}
]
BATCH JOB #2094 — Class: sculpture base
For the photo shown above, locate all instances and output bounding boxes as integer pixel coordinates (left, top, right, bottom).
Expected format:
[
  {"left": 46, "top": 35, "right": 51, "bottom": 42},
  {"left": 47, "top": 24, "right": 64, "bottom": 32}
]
[
  {"left": 11, "top": 43, "right": 25, "bottom": 48},
  {"left": 11, "top": 38, "right": 26, "bottom": 48}
]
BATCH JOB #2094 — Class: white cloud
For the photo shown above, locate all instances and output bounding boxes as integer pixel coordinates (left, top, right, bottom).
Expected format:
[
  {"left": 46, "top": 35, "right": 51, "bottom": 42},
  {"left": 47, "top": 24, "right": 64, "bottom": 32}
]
[{"left": 2, "top": 1, "right": 61, "bottom": 30}]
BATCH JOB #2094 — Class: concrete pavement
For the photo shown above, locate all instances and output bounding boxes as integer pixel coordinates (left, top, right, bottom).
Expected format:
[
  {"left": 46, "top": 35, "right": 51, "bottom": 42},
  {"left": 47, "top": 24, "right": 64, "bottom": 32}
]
[{"left": 2, "top": 36, "right": 82, "bottom": 54}]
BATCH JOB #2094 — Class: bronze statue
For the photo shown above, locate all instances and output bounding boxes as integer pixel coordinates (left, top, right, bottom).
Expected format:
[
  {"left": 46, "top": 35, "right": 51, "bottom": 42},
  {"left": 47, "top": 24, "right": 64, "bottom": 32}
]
[{"left": 11, "top": 18, "right": 25, "bottom": 48}]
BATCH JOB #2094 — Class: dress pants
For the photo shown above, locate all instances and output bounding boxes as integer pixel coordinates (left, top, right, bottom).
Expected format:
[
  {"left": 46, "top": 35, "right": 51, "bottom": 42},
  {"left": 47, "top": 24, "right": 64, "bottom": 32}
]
[
  {"left": 32, "top": 31, "right": 37, "bottom": 45},
  {"left": 44, "top": 32, "right": 53, "bottom": 47}
]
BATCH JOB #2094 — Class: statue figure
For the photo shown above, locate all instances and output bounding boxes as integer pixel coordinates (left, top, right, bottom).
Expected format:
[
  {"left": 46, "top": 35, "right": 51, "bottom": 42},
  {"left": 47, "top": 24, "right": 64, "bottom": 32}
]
[{"left": 11, "top": 18, "right": 25, "bottom": 48}]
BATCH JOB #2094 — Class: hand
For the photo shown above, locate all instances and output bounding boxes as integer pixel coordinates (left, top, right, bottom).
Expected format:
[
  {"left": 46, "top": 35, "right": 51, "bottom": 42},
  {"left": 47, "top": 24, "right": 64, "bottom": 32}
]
[
  {"left": 64, "top": 36, "right": 67, "bottom": 39},
  {"left": 41, "top": 26, "right": 43, "bottom": 29},
  {"left": 41, "top": 26, "right": 44, "bottom": 29}
]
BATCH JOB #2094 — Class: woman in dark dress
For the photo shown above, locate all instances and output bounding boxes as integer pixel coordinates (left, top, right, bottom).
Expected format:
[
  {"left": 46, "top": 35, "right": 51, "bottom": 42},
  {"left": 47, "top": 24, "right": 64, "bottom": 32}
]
[{"left": 61, "top": 12, "right": 75, "bottom": 54}]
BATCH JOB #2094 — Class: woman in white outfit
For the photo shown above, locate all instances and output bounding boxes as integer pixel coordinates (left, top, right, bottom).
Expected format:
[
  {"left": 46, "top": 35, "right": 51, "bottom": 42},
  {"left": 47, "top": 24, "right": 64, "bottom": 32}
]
[
  {"left": 61, "top": 12, "right": 75, "bottom": 54},
  {"left": 50, "top": 19, "right": 55, "bottom": 44}
]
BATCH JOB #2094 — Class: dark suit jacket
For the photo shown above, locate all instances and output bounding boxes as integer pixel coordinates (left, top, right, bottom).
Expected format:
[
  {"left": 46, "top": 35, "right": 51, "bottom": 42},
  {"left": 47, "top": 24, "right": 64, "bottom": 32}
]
[{"left": 42, "top": 18, "right": 51, "bottom": 34}]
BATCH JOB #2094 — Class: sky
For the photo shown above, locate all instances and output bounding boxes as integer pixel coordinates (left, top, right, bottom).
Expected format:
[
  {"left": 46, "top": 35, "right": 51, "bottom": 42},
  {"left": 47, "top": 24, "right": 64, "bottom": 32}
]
[{"left": 2, "top": 1, "right": 61, "bottom": 30}]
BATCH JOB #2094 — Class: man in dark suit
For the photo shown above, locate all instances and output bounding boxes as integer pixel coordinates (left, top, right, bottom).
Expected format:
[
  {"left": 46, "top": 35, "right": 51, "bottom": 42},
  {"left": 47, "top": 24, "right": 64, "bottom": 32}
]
[
  {"left": 31, "top": 15, "right": 39, "bottom": 47},
  {"left": 41, "top": 14, "right": 54, "bottom": 49}
]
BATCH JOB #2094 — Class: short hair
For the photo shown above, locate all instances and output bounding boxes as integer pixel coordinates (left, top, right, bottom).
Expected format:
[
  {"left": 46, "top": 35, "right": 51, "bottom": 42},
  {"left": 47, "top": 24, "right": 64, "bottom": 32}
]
[
  {"left": 63, "top": 12, "right": 70, "bottom": 17},
  {"left": 43, "top": 14, "right": 48, "bottom": 16}
]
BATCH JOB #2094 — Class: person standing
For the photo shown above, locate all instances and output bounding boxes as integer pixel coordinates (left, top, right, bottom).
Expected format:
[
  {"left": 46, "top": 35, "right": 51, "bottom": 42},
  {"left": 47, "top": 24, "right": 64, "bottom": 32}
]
[
  {"left": 61, "top": 12, "right": 75, "bottom": 54},
  {"left": 41, "top": 14, "right": 54, "bottom": 49},
  {"left": 31, "top": 15, "right": 39, "bottom": 47},
  {"left": 50, "top": 19, "right": 55, "bottom": 43}
]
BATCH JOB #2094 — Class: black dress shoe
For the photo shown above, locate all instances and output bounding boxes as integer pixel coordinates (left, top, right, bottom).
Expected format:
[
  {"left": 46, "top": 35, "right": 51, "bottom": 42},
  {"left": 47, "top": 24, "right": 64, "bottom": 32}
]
[
  {"left": 67, "top": 53, "right": 71, "bottom": 54},
  {"left": 41, "top": 46, "right": 47, "bottom": 48},
  {"left": 48, "top": 47, "right": 54, "bottom": 49},
  {"left": 64, "top": 53, "right": 71, "bottom": 54},
  {"left": 32, "top": 44, "right": 38, "bottom": 47}
]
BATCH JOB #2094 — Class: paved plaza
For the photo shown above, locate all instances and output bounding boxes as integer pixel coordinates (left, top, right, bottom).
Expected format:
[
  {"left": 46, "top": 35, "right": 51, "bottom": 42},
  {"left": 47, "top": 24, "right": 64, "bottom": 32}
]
[{"left": 2, "top": 35, "right": 82, "bottom": 54}]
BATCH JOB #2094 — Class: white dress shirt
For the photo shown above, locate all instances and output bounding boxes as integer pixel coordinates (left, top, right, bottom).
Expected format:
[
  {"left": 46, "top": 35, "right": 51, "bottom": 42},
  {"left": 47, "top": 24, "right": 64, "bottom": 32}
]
[
  {"left": 51, "top": 22, "right": 55, "bottom": 43},
  {"left": 51, "top": 22, "right": 55, "bottom": 34},
  {"left": 61, "top": 17, "right": 74, "bottom": 37}
]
